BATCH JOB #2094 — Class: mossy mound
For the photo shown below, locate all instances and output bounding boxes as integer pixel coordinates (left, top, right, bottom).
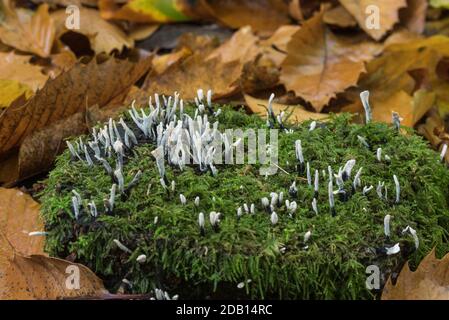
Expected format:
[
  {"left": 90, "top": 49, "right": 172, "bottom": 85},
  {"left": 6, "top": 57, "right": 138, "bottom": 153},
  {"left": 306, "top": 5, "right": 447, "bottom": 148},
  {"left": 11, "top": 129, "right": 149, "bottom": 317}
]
[{"left": 39, "top": 97, "right": 449, "bottom": 299}]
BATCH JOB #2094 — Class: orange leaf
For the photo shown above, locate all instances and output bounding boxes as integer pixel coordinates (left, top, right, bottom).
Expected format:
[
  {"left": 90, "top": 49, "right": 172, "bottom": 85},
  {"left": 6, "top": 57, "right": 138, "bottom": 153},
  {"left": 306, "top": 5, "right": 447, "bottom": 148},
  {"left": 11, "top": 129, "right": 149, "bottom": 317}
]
[
  {"left": 0, "top": 1, "right": 55, "bottom": 57},
  {"left": 280, "top": 11, "right": 378, "bottom": 112},
  {"left": 0, "top": 52, "right": 49, "bottom": 93},
  {"left": 201, "top": 0, "right": 290, "bottom": 34},
  {"left": 0, "top": 54, "right": 152, "bottom": 157},
  {"left": 339, "top": 0, "right": 407, "bottom": 40},
  {"left": 244, "top": 94, "right": 328, "bottom": 123},
  {"left": 0, "top": 188, "right": 107, "bottom": 299},
  {"left": 382, "top": 248, "right": 449, "bottom": 300}
]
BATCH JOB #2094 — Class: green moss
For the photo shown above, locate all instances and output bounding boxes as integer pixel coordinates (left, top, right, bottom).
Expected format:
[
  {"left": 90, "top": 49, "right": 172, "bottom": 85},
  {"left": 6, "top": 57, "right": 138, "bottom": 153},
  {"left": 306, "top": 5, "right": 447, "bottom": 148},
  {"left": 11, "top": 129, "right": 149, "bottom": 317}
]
[{"left": 39, "top": 104, "right": 449, "bottom": 299}]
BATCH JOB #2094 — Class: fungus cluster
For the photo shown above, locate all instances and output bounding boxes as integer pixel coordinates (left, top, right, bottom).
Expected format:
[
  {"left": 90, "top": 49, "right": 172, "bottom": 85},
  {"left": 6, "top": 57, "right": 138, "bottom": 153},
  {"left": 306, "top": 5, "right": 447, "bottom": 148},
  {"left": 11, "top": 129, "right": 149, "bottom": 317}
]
[{"left": 40, "top": 90, "right": 449, "bottom": 299}]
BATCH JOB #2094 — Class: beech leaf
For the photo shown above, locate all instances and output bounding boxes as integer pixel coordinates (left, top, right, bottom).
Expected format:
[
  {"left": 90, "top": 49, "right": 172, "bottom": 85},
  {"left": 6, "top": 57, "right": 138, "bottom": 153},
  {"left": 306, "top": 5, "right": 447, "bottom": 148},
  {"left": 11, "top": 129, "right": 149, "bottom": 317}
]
[
  {"left": 280, "top": 11, "right": 378, "bottom": 112},
  {"left": 339, "top": 0, "right": 407, "bottom": 40},
  {"left": 0, "top": 1, "right": 55, "bottom": 57},
  {"left": 0, "top": 188, "right": 107, "bottom": 299}
]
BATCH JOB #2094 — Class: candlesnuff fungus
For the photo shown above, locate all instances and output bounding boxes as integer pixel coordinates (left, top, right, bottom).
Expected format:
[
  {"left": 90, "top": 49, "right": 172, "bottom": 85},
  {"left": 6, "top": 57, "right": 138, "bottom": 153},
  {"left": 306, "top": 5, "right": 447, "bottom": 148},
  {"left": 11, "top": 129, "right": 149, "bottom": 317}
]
[{"left": 40, "top": 90, "right": 449, "bottom": 299}]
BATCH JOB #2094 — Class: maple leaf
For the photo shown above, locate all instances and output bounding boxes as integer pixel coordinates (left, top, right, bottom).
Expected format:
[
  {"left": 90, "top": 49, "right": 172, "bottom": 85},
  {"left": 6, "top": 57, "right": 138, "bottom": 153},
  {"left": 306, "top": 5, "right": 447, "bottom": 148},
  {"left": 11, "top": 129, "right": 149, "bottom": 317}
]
[
  {"left": 382, "top": 248, "right": 449, "bottom": 300},
  {"left": 280, "top": 11, "right": 379, "bottom": 112}
]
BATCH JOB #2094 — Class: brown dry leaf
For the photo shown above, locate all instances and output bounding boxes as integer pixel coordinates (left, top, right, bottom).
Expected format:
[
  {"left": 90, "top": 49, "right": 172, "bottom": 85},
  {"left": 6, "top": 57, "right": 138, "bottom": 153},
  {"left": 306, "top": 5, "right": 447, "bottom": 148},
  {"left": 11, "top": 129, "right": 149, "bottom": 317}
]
[
  {"left": 0, "top": 52, "right": 49, "bottom": 93},
  {"left": 400, "top": 0, "right": 428, "bottom": 34},
  {"left": 345, "top": 36, "right": 449, "bottom": 125},
  {"left": 0, "top": 54, "right": 153, "bottom": 158},
  {"left": 339, "top": 0, "right": 407, "bottom": 40},
  {"left": 0, "top": 1, "right": 55, "bottom": 57},
  {"left": 383, "top": 29, "right": 423, "bottom": 47},
  {"left": 18, "top": 101, "right": 127, "bottom": 180},
  {"left": 280, "top": 12, "right": 378, "bottom": 112},
  {"left": 0, "top": 188, "right": 107, "bottom": 299},
  {"left": 241, "top": 54, "right": 280, "bottom": 94},
  {"left": 0, "top": 188, "right": 44, "bottom": 256},
  {"left": 143, "top": 34, "right": 249, "bottom": 100},
  {"left": 51, "top": 7, "right": 134, "bottom": 54},
  {"left": 244, "top": 94, "right": 328, "bottom": 123},
  {"left": 143, "top": 52, "right": 241, "bottom": 100},
  {"left": 370, "top": 89, "right": 436, "bottom": 127},
  {"left": 288, "top": 0, "right": 303, "bottom": 21},
  {"left": 201, "top": 0, "right": 290, "bottom": 34},
  {"left": 417, "top": 108, "right": 446, "bottom": 150},
  {"left": 382, "top": 248, "right": 449, "bottom": 300},
  {"left": 206, "top": 26, "right": 260, "bottom": 64},
  {"left": 152, "top": 47, "right": 192, "bottom": 75},
  {"left": 260, "top": 25, "right": 301, "bottom": 66},
  {"left": 44, "top": 49, "right": 78, "bottom": 79},
  {"left": 323, "top": 5, "right": 357, "bottom": 28}
]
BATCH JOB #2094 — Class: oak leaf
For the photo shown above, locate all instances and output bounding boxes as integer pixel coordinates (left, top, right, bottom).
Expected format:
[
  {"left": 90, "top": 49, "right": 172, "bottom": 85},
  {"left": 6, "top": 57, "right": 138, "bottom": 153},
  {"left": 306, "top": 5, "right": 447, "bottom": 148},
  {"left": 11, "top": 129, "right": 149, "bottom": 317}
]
[{"left": 382, "top": 248, "right": 449, "bottom": 300}]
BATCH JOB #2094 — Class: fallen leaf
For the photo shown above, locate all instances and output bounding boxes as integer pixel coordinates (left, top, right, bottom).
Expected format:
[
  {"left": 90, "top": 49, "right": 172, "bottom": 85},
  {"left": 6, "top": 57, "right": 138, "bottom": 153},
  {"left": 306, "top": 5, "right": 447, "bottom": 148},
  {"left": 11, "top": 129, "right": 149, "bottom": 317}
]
[
  {"left": 0, "top": 188, "right": 107, "bottom": 299},
  {"left": 0, "top": 188, "right": 44, "bottom": 256},
  {"left": 383, "top": 29, "right": 423, "bottom": 47},
  {"left": 98, "top": 0, "right": 195, "bottom": 23},
  {"left": 206, "top": 26, "right": 260, "bottom": 64},
  {"left": 370, "top": 89, "right": 436, "bottom": 127},
  {"left": 417, "top": 108, "right": 446, "bottom": 151},
  {"left": 244, "top": 94, "right": 328, "bottom": 123},
  {"left": 0, "top": 53, "right": 152, "bottom": 158},
  {"left": 152, "top": 47, "right": 192, "bottom": 74},
  {"left": 260, "top": 25, "right": 300, "bottom": 66},
  {"left": 44, "top": 49, "right": 78, "bottom": 79},
  {"left": 288, "top": 0, "right": 303, "bottom": 21},
  {"left": 201, "top": 0, "right": 290, "bottom": 34},
  {"left": 346, "top": 35, "right": 449, "bottom": 126},
  {"left": 339, "top": 0, "right": 407, "bottom": 40},
  {"left": 18, "top": 101, "right": 127, "bottom": 180},
  {"left": 143, "top": 34, "right": 247, "bottom": 100},
  {"left": 51, "top": 7, "right": 134, "bottom": 54},
  {"left": 0, "top": 80, "right": 33, "bottom": 108},
  {"left": 143, "top": 52, "right": 241, "bottom": 100},
  {"left": 128, "top": 24, "right": 159, "bottom": 41},
  {"left": 241, "top": 53, "right": 280, "bottom": 94},
  {"left": 280, "top": 11, "right": 378, "bottom": 112},
  {"left": 0, "top": 1, "right": 55, "bottom": 57},
  {"left": 323, "top": 5, "right": 357, "bottom": 28},
  {"left": 0, "top": 51, "right": 49, "bottom": 93},
  {"left": 400, "top": 0, "right": 428, "bottom": 34},
  {"left": 382, "top": 248, "right": 449, "bottom": 299}
]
